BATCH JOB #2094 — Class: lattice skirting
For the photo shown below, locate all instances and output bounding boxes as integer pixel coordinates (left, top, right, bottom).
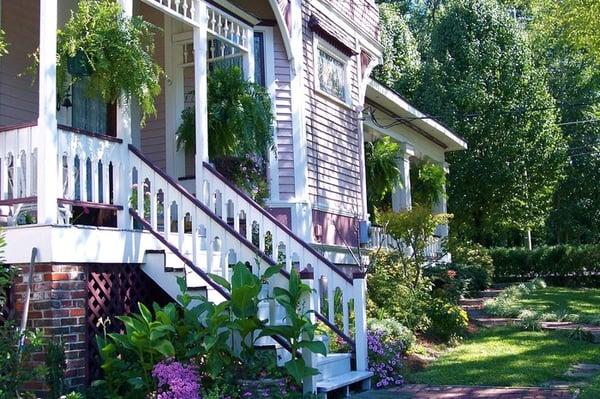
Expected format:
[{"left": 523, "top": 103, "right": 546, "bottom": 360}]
[{"left": 86, "top": 264, "right": 171, "bottom": 384}]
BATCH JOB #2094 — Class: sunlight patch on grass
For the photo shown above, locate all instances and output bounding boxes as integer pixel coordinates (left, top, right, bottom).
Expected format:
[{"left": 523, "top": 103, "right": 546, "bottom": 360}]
[{"left": 407, "top": 327, "right": 600, "bottom": 387}]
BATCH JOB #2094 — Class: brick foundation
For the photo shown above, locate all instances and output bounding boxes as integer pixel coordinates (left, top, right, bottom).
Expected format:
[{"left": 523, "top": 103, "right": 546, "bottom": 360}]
[{"left": 14, "top": 264, "right": 87, "bottom": 392}]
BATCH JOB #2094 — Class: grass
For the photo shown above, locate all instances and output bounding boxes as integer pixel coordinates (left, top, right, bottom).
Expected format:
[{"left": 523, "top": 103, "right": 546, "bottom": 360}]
[
  {"left": 406, "top": 326, "right": 600, "bottom": 386},
  {"left": 516, "top": 287, "right": 600, "bottom": 321},
  {"left": 580, "top": 373, "right": 600, "bottom": 399}
]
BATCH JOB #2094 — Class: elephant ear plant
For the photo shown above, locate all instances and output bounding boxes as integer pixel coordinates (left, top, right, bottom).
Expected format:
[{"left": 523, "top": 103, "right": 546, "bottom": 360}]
[{"left": 261, "top": 269, "right": 328, "bottom": 385}]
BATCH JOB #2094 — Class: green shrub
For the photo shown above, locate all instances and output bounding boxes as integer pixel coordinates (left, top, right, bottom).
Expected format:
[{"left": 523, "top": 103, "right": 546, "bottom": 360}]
[
  {"left": 426, "top": 299, "right": 469, "bottom": 341},
  {"left": 367, "top": 318, "right": 416, "bottom": 352},
  {"left": 426, "top": 263, "right": 492, "bottom": 301},
  {"left": 367, "top": 251, "right": 433, "bottom": 331},
  {"left": 450, "top": 241, "right": 494, "bottom": 276},
  {"left": 483, "top": 279, "right": 547, "bottom": 317},
  {"left": 490, "top": 244, "right": 600, "bottom": 285},
  {"left": 518, "top": 309, "right": 543, "bottom": 331}
]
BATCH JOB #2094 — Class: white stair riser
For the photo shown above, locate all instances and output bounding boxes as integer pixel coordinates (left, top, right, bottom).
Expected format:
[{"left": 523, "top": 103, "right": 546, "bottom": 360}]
[{"left": 316, "top": 354, "right": 351, "bottom": 380}]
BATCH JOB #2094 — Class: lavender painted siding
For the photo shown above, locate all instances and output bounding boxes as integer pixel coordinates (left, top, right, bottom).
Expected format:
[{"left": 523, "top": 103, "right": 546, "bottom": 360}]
[
  {"left": 139, "top": 3, "right": 166, "bottom": 171},
  {"left": 321, "top": 0, "right": 379, "bottom": 41},
  {"left": 0, "top": 1, "right": 39, "bottom": 126},
  {"left": 302, "top": 3, "right": 364, "bottom": 218},
  {"left": 267, "top": 207, "right": 292, "bottom": 229},
  {"left": 312, "top": 209, "right": 358, "bottom": 247},
  {"left": 273, "top": 28, "right": 295, "bottom": 200}
]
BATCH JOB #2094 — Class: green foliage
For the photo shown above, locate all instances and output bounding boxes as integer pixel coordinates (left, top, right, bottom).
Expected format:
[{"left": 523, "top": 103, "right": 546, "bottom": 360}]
[
  {"left": 483, "top": 279, "right": 547, "bottom": 317},
  {"left": 449, "top": 240, "right": 494, "bottom": 275},
  {"left": 45, "top": 339, "right": 66, "bottom": 399},
  {"left": 176, "top": 66, "right": 274, "bottom": 160},
  {"left": 367, "top": 250, "right": 433, "bottom": 331},
  {"left": 364, "top": 137, "right": 402, "bottom": 214},
  {"left": 260, "top": 269, "right": 327, "bottom": 385},
  {"left": 367, "top": 318, "right": 416, "bottom": 351},
  {"left": 379, "top": 206, "right": 451, "bottom": 286},
  {"left": 410, "top": 159, "right": 446, "bottom": 208},
  {"left": 56, "top": 0, "right": 162, "bottom": 123},
  {"left": 426, "top": 263, "right": 492, "bottom": 301},
  {"left": 373, "top": 3, "right": 421, "bottom": 97},
  {"left": 377, "top": 0, "right": 567, "bottom": 246},
  {"left": 518, "top": 309, "right": 543, "bottom": 331},
  {"left": 425, "top": 299, "right": 469, "bottom": 341},
  {"left": 0, "top": 28, "right": 7, "bottom": 57},
  {"left": 212, "top": 156, "right": 270, "bottom": 205},
  {"left": 489, "top": 244, "right": 600, "bottom": 284}
]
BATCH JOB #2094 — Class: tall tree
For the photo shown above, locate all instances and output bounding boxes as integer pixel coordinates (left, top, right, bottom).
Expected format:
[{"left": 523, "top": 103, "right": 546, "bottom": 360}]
[{"left": 391, "top": 0, "right": 566, "bottom": 245}]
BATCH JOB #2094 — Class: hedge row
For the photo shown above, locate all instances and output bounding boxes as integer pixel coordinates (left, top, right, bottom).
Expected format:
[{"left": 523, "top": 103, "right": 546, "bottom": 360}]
[{"left": 490, "top": 245, "right": 600, "bottom": 283}]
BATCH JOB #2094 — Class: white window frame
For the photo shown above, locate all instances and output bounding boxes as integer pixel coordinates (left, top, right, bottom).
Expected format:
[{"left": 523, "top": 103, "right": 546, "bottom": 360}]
[{"left": 313, "top": 36, "right": 352, "bottom": 107}]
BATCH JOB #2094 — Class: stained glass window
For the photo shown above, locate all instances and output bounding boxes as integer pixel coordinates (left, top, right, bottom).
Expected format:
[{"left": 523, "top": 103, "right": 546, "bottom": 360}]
[{"left": 318, "top": 48, "right": 346, "bottom": 100}]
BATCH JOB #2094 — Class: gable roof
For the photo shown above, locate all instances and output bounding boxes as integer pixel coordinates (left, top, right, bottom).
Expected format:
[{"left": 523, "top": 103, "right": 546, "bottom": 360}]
[{"left": 365, "top": 79, "right": 468, "bottom": 152}]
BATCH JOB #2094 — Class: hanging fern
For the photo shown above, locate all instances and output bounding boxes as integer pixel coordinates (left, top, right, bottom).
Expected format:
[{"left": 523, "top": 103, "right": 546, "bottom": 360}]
[
  {"left": 411, "top": 159, "right": 446, "bottom": 207},
  {"left": 0, "top": 28, "right": 7, "bottom": 57},
  {"left": 364, "top": 137, "right": 402, "bottom": 213},
  {"left": 176, "top": 66, "right": 274, "bottom": 159},
  {"left": 56, "top": 0, "right": 162, "bottom": 124}
]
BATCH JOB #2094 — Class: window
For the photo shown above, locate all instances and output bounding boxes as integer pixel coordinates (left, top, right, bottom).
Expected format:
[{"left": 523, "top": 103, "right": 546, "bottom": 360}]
[
  {"left": 253, "top": 32, "right": 265, "bottom": 87},
  {"left": 317, "top": 47, "right": 346, "bottom": 101}
]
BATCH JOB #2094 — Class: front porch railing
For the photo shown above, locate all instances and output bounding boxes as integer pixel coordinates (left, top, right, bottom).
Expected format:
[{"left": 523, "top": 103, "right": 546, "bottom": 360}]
[{"left": 369, "top": 225, "right": 446, "bottom": 262}]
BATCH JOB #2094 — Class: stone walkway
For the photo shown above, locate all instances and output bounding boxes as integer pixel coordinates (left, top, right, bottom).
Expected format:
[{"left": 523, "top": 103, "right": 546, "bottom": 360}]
[{"left": 352, "top": 384, "right": 574, "bottom": 398}]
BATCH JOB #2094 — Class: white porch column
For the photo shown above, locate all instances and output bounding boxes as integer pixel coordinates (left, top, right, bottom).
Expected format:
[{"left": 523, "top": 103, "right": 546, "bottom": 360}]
[
  {"left": 116, "top": 0, "right": 133, "bottom": 229},
  {"left": 391, "top": 144, "right": 414, "bottom": 212},
  {"left": 37, "top": 0, "right": 59, "bottom": 224},
  {"left": 194, "top": 3, "right": 209, "bottom": 199},
  {"left": 243, "top": 30, "right": 255, "bottom": 82}
]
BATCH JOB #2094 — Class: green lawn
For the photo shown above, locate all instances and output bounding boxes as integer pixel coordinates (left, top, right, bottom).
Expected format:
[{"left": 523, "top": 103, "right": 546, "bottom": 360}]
[
  {"left": 407, "top": 327, "right": 600, "bottom": 386},
  {"left": 516, "top": 287, "right": 600, "bottom": 320},
  {"left": 581, "top": 373, "right": 600, "bottom": 399}
]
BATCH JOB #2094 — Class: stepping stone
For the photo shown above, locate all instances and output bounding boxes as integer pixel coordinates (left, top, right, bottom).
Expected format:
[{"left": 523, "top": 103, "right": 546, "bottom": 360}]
[{"left": 563, "top": 363, "right": 600, "bottom": 378}]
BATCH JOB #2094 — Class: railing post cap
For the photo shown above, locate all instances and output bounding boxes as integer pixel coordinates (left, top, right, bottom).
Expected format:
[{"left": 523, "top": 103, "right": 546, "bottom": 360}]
[
  {"left": 352, "top": 271, "right": 367, "bottom": 280},
  {"left": 299, "top": 268, "right": 314, "bottom": 280}
]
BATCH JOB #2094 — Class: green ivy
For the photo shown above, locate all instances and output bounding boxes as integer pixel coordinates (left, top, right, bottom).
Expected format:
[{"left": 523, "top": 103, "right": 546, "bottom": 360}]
[
  {"left": 411, "top": 159, "right": 446, "bottom": 208},
  {"left": 56, "top": 0, "right": 162, "bottom": 124}
]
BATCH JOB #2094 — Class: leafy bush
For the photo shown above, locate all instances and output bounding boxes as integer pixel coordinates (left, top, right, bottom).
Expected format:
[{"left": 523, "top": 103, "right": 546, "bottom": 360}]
[
  {"left": 518, "top": 309, "right": 543, "bottom": 331},
  {"left": 212, "top": 156, "right": 269, "bottom": 205},
  {"left": 483, "top": 279, "right": 547, "bottom": 318},
  {"left": 450, "top": 241, "right": 494, "bottom": 276},
  {"left": 364, "top": 137, "right": 402, "bottom": 213},
  {"left": 368, "top": 318, "right": 416, "bottom": 352},
  {"left": 490, "top": 244, "right": 600, "bottom": 285},
  {"left": 367, "top": 329, "right": 405, "bottom": 389},
  {"left": 367, "top": 251, "right": 432, "bottom": 331},
  {"left": 426, "top": 299, "right": 469, "bottom": 341},
  {"left": 426, "top": 263, "right": 492, "bottom": 301}
]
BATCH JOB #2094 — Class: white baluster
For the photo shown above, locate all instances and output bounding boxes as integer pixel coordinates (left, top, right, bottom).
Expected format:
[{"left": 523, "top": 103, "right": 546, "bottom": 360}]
[
  {"left": 102, "top": 160, "right": 110, "bottom": 204},
  {"left": 175, "top": 0, "right": 181, "bottom": 14},
  {"left": 182, "top": 0, "right": 188, "bottom": 18},
  {"left": 91, "top": 158, "right": 100, "bottom": 203},
  {"left": 327, "top": 273, "right": 335, "bottom": 324},
  {"left": 150, "top": 173, "right": 157, "bottom": 229},
  {"left": 80, "top": 156, "right": 88, "bottom": 202}
]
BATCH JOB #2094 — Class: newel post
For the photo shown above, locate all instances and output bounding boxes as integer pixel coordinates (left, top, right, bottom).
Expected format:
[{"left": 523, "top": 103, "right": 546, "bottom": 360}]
[
  {"left": 353, "top": 271, "right": 368, "bottom": 372},
  {"left": 37, "top": 0, "right": 59, "bottom": 224},
  {"left": 116, "top": 0, "right": 133, "bottom": 229},
  {"left": 193, "top": 1, "right": 209, "bottom": 200},
  {"left": 300, "top": 268, "right": 318, "bottom": 394}
]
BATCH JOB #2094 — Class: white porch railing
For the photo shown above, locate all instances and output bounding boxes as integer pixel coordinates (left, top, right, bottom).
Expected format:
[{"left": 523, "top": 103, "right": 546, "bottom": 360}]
[
  {"left": 369, "top": 225, "right": 445, "bottom": 262},
  {"left": 128, "top": 146, "right": 367, "bottom": 371},
  {"left": 140, "top": 0, "right": 202, "bottom": 27},
  {"left": 0, "top": 123, "right": 39, "bottom": 202},
  {"left": 58, "top": 126, "right": 123, "bottom": 207}
]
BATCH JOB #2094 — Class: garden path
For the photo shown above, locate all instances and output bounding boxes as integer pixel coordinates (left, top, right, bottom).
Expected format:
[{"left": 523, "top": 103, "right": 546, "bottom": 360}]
[
  {"left": 459, "top": 289, "right": 600, "bottom": 342},
  {"left": 351, "top": 384, "right": 574, "bottom": 398}
]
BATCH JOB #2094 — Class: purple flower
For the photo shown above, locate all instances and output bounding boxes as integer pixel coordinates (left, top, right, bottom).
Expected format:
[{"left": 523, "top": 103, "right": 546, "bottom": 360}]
[
  {"left": 367, "top": 329, "right": 405, "bottom": 389},
  {"left": 151, "top": 359, "right": 201, "bottom": 399}
]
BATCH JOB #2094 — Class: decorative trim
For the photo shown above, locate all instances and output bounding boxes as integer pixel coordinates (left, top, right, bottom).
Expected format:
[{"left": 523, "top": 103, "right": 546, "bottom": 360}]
[{"left": 308, "top": 14, "right": 358, "bottom": 57}]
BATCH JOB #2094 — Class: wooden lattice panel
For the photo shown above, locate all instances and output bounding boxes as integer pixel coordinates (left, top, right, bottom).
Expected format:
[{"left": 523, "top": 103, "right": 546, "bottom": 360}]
[{"left": 86, "top": 264, "right": 171, "bottom": 384}]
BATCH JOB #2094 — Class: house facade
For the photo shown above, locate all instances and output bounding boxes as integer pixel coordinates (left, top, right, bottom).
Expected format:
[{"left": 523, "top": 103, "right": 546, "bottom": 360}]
[{"left": 0, "top": 0, "right": 465, "bottom": 395}]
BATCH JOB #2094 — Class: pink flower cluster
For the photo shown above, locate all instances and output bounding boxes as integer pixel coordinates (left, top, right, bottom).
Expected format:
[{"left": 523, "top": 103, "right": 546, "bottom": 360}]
[{"left": 151, "top": 360, "right": 201, "bottom": 399}]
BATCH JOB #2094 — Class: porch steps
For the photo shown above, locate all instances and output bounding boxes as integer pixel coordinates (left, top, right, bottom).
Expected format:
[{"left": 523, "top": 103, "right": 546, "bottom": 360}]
[{"left": 315, "top": 353, "right": 372, "bottom": 397}]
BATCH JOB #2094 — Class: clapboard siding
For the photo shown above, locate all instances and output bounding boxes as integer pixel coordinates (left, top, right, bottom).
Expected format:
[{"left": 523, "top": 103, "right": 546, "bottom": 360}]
[
  {"left": 0, "top": 1, "right": 39, "bottom": 126},
  {"left": 321, "top": 0, "right": 379, "bottom": 42},
  {"left": 139, "top": 3, "right": 166, "bottom": 171},
  {"left": 302, "top": 2, "right": 364, "bottom": 216},
  {"left": 273, "top": 27, "right": 295, "bottom": 200}
]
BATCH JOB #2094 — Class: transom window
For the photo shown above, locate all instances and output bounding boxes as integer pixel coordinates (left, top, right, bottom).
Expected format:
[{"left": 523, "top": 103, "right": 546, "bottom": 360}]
[{"left": 317, "top": 47, "right": 346, "bottom": 101}]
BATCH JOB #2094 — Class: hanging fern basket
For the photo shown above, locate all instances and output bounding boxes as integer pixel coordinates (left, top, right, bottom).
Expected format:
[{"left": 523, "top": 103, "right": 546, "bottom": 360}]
[{"left": 66, "top": 49, "right": 93, "bottom": 77}]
